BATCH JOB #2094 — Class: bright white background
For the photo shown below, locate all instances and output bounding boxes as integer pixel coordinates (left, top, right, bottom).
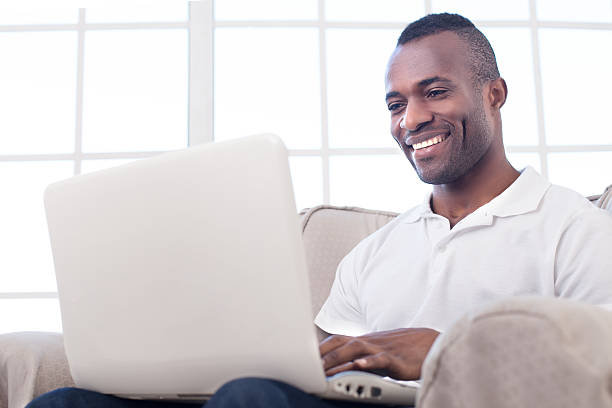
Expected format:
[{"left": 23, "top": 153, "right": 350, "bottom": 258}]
[{"left": 1, "top": 0, "right": 611, "bottom": 333}]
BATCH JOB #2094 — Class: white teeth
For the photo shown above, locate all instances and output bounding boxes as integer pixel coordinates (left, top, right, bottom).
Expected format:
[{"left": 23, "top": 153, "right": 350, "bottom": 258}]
[{"left": 412, "top": 135, "right": 445, "bottom": 150}]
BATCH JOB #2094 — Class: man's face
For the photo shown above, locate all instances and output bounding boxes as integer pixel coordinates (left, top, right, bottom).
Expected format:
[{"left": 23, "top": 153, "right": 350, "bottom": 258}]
[{"left": 385, "top": 31, "right": 494, "bottom": 185}]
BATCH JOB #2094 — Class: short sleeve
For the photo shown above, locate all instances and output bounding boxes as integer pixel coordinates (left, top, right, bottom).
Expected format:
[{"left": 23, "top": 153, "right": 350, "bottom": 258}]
[
  {"left": 554, "top": 207, "right": 612, "bottom": 310},
  {"left": 314, "top": 249, "right": 368, "bottom": 336}
]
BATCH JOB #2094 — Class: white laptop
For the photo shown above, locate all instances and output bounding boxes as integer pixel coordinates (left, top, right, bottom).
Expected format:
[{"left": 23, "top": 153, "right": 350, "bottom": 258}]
[{"left": 44, "top": 134, "right": 418, "bottom": 405}]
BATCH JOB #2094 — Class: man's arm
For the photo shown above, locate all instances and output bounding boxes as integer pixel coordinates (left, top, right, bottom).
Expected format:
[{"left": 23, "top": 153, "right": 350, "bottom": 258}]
[
  {"left": 555, "top": 207, "right": 612, "bottom": 307},
  {"left": 318, "top": 328, "right": 439, "bottom": 380}
]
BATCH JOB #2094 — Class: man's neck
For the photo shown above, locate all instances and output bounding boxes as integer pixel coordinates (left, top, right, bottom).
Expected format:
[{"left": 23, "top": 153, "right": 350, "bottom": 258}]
[{"left": 430, "top": 158, "right": 520, "bottom": 228}]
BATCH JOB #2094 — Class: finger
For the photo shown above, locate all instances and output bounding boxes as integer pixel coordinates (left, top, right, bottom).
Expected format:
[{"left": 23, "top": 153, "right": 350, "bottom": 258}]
[
  {"left": 319, "top": 334, "right": 350, "bottom": 356},
  {"left": 355, "top": 352, "right": 420, "bottom": 380},
  {"left": 324, "top": 360, "right": 356, "bottom": 377},
  {"left": 353, "top": 352, "right": 392, "bottom": 373},
  {"left": 321, "top": 338, "right": 372, "bottom": 370}
]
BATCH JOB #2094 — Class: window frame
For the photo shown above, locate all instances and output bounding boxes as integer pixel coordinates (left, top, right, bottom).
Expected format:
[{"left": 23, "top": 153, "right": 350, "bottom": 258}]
[
  {"left": 0, "top": 2, "right": 211, "bottom": 325},
  {"left": 2, "top": 0, "right": 612, "bottom": 330},
  {"left": 208, "top": 0, "right": 612, "bottom": 202}
]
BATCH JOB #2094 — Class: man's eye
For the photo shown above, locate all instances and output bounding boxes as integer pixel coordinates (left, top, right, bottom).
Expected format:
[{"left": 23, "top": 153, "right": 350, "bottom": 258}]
[
  {"left": 427, "top": 89, "right": 447, "bottom": 98},
  {"left": 387, "top": 103, "right": 404, "bottom": 112}
]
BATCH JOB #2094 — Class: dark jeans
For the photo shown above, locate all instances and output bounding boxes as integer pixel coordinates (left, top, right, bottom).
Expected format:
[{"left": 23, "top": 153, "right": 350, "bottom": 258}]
[{"left": 26, "top": 378, "right": 413, "bottom": 408}]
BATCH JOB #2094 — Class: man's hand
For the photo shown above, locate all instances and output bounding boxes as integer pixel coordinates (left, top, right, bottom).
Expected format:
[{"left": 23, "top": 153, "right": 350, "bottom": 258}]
[{"left": 319, "top": 328, "right": 439, "bottom": 380}]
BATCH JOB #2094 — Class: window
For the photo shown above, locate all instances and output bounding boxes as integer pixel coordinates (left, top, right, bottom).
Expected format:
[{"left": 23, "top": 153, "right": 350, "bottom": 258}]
[
  {"left": 211, "top": 0, "right": 612, "bottom": 206},
  {"left": 0, "top": 2, "right": 202, "bottom": 333},
  {"left": 2, "top": 0, "right": 612, "bottom": 333}
]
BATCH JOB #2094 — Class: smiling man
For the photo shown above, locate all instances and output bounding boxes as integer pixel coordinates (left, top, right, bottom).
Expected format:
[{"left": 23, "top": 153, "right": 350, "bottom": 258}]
[
  {"left": 314, "top": 13, "right": 612, "bottom": 385},
  {"left": 313, "top": 12, "right": 612, "bottom": 396},
  {"left": 27, "top": 12, "right": 612, "bottom": 408},
  {"left": 313, "top": 13, "right": 520, "bottom": 381}
]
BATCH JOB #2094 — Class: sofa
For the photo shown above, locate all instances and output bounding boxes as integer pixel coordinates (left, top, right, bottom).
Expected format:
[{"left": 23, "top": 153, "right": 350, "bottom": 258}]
[{"left": 2, "top": 184, "right": 612, "bottom": 408}]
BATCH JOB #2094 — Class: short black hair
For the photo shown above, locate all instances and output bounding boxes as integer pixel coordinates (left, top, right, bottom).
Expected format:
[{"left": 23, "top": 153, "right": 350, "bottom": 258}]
[{"left": 397, "top": 13, "right": 500, "bottom": 86}]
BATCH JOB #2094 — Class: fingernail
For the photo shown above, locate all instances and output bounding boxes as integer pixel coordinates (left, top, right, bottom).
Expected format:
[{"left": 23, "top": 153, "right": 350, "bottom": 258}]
[{"left": 355, "top": 358, "right": 367, "bottom": 366}]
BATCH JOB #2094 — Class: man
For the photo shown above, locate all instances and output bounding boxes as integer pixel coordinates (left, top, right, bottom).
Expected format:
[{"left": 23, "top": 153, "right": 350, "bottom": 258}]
[
  {"left": 28, "top": 12, "right": 612, "bottom": 408},
  {"left": 316, "top": 12, "right": 612, "bottom": 383}
]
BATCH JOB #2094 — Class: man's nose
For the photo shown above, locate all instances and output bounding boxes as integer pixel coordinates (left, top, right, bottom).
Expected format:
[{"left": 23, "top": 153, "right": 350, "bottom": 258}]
[{"left": 400, "top": 101, "right": 433, "bottom": 132}]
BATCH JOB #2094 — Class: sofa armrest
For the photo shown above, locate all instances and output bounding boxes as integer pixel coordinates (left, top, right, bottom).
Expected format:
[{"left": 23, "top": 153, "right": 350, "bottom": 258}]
[
  {"left": 418, "top": 297, "right": 612, "bottom": 408},
  {"left": 0, "top": 332, "right": 74, "bottom": 408}
]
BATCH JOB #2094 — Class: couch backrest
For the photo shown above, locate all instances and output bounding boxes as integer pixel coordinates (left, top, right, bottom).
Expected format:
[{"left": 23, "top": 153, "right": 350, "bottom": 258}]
[{"left": 300, "top": 205, "right": 398, "bottom": 318}]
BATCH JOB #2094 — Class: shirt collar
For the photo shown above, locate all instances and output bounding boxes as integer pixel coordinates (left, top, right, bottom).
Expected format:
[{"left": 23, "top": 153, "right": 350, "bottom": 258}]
[
  {"left": 400, "top": 166, "right": 550, "bottom": 223},
  {"left": 400, "top": 192, "right": 435, "bottom": 223},
  {"left": 478, "top": 166, "right": 550, "bottom": 218}
]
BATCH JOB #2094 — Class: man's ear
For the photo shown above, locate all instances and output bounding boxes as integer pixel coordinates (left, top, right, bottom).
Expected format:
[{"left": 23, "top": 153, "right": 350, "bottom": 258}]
[{"left": 488, "top": 77, "right": 507, "bottom": 110}]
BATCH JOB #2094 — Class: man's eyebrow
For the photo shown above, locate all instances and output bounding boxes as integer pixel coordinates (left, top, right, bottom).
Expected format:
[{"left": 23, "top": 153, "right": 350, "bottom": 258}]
[
  {"left": 418, "top": 76, "right": 452, "bottom": 87},
  {"left": 385, "top": 91, "right": 401, "bottom": 101},
  {"left": 385, "top": 77, "right": 453, "bottom": 101}
]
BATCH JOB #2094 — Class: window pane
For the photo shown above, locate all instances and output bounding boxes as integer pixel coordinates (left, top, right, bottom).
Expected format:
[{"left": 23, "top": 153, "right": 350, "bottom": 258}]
[
  {"left": 548, "top": 152, "right": 612, "bottom": 196},
  {"left": 0, "top": 6, "right": 78, "bottom": 24},
  {"left": 81, "top": 158, "right": 140, "bottom": 174},
  {"left": 0, "top": 299, "right": 62, "bottom": 334},
  {"left": 289, "top": 156, "right": 323, "bottom": 211},
  {"left": 506, "top": 151, "right": 541, "bottom": 173},
  {"left": 431, "top": 0, "right": 530, "bottom": 20},
  {"left": 214, "top": 0, "right": 318, "bottom": 21},
  {"left": 329, "top": 154, "right": 429, "bottom": 212},
  {"left": 537, "top": 0, "right": 612, "bottom": 22},
  {"left": 85, "top": 1, "right": 189, "bottom": 23},
  {"left": 539, "top": 29, "right": 612, "bottom": 145},
  {"left": 82, "top": 29, "right": 188, "bottom": 153},
  {"left": 482, "top": 28, "right": 538, "bottom": 146},
  {"left": 326, "top": 29, "right": 399, "bottom": 149},
  {"left": 0, "top": 162, "right": 73, "bottom": 292},
  {"left": 0, "top": 32, "right": 77, "bottom": 154},
  {"left": 325, "top": 0, "right": 425, "bottom": 22},
  {"left": 214, "top": 28, "right": 321, "bottom": 149}
]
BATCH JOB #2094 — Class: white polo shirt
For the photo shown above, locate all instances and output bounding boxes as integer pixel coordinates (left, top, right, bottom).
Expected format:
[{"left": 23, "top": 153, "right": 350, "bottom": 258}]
[{"left": 315, "top": 167, "right": 612, "bottom": 335}]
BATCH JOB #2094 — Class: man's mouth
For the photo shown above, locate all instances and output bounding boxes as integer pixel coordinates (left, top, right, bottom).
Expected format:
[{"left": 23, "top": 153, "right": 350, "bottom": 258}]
[{"left": 410, "top": 134, "right": 448, "bottom": 150}]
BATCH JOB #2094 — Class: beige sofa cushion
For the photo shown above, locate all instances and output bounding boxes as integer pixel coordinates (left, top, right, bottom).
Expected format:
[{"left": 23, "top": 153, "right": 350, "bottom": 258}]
[
  {"left": 300, "top": 205, "right": 398, "bottom": 318},
  {"left": 0, "top": 332, "right": 74, "bottom": 408},
  {"left": 418, "top": 297, "right": 612, "bottom": 408}
]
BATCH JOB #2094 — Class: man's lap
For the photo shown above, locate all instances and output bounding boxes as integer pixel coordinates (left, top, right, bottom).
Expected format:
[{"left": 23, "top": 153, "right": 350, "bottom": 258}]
[
  {"left": 26, "top": 378, "right": 413, "bottom": 408},
  {"left": 25, "top": 387, "right": 194, "bottom": 408}
]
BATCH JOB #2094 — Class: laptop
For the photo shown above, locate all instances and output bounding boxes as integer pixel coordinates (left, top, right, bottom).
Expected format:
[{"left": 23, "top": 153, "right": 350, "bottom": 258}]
[{"left": 44, "top": 134, "right": 418, "bottom": 405}]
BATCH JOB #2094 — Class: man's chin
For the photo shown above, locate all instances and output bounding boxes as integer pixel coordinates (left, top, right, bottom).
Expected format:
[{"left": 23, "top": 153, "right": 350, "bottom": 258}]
[
  {"left": 415, "top": 167, "right": 458, "bottom": 185},
  {"left": 408, "top": 156, "right": 460, "bottom": 185}
]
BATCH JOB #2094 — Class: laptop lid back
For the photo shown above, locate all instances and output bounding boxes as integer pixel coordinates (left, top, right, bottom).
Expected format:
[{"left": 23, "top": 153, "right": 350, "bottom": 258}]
[{"left": 44, "top": 134, "right": 327, "bottom": 397}]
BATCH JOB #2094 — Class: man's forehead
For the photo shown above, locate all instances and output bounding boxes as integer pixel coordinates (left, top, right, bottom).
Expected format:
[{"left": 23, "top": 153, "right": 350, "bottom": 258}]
[{"left": 385, "top": 31, "right": 470, "bottom": 89}]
